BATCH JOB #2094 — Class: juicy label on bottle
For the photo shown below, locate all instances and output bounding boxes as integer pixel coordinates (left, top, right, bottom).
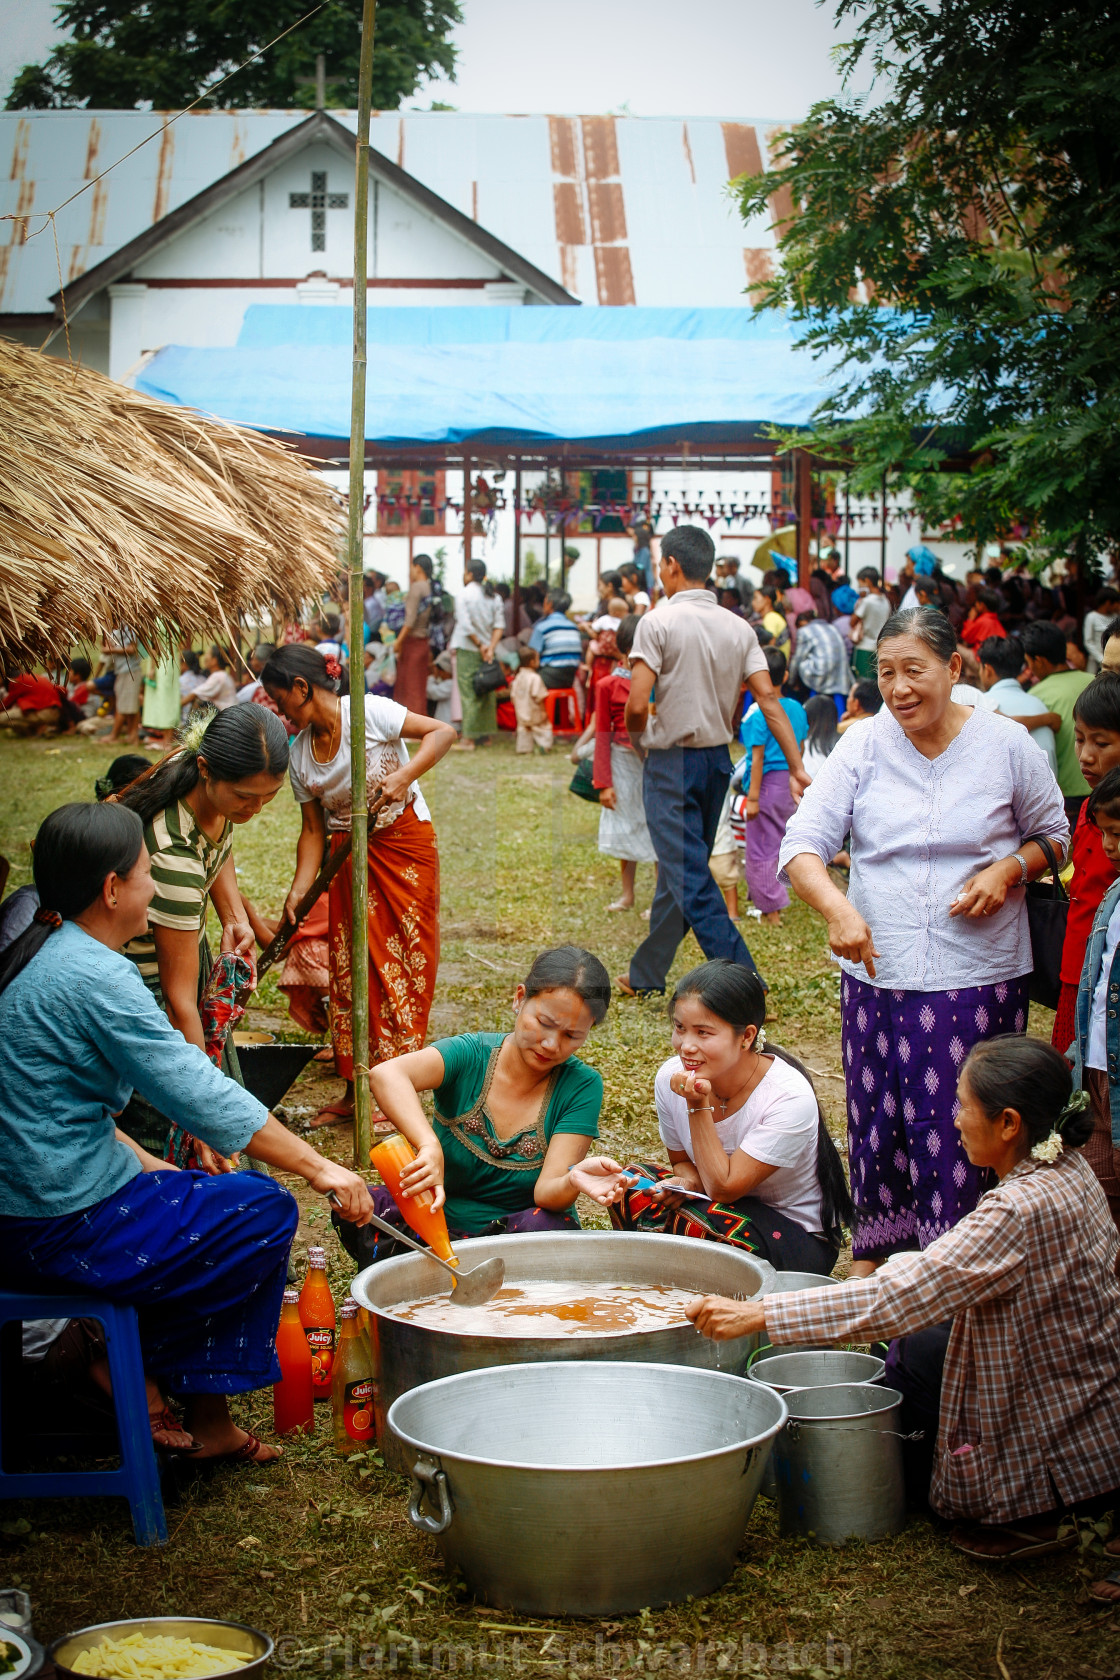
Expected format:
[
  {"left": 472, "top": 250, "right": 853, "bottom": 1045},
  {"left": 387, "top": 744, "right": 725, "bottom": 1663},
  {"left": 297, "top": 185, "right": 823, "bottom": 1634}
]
[
  {"left": 343, "top": 1377, "right": 375, "bottom": 1442},
  {"left": 305, "top": 1324, "right": 336, "bottom": 1394}
]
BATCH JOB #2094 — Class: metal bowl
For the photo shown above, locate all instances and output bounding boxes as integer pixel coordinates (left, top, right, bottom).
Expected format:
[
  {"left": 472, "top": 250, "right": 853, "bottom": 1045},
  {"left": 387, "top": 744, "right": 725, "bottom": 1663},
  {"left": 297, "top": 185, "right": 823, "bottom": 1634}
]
[
  {"left": 390, "top": 1359, "right": 788, "bottom": 1616},
  {"left": 49, "top": 1618, "right": 273, "bottom": 1679},
  {"left": 747, "top": 1349, "right": 886, "bottom": 1394},
  {"left": 0, "top": 1630, "right": 43, "bottom": 1680},
  {"left": 351, "top": 1230, "right": 776, "bottom": 1470}
]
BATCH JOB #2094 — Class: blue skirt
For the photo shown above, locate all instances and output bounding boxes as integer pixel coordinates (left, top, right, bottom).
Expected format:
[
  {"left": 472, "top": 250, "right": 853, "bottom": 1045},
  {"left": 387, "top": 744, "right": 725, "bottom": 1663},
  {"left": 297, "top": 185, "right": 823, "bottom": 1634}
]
[{"left": 0, "top": 1170, "right": 298, "bottom": 1394}]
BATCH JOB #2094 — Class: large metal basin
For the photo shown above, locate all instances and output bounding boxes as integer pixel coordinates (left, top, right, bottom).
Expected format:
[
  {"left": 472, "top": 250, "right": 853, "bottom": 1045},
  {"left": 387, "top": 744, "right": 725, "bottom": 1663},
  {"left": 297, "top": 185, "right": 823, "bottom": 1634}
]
[
  {"left": 351, "top": 1231, "right": 775, "bottom": 1470},
  {"left": 390, "top": 1360, "right": 788, "bottom": 1616}
]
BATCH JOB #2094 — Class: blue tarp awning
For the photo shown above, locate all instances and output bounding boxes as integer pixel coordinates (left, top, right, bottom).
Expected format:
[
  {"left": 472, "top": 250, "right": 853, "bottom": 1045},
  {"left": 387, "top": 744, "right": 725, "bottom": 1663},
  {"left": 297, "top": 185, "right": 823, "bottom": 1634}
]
[{"left": 135, "top": 306, "right": 843, "bottom": 447}]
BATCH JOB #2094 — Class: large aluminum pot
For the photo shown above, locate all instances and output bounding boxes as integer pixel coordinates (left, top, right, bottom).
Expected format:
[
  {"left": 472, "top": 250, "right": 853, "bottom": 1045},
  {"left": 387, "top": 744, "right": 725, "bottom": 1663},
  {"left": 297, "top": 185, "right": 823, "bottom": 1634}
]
[
  {"left": 773, "top": 1383, "right": 907, "bottom": 1545},
  {"left": 389, "top": 1360, "right": 788, "bottom": 1617},
  {"left": 351, "top": 1231, "right": 775, "bottom": 1471}
]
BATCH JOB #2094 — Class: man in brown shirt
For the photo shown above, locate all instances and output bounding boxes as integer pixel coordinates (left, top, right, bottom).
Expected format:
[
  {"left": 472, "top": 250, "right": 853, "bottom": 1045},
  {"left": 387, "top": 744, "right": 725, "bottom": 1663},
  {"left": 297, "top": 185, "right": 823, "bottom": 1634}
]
[{"left": 621, "top": 525, "right": 809, "bottom": 994}]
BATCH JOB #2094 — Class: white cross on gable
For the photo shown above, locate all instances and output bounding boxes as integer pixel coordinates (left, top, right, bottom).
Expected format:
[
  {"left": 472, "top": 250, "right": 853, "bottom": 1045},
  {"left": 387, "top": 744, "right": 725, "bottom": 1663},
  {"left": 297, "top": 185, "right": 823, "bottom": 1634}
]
[{"left": 289, "top": 170, "right": 350, "bottom": 252}]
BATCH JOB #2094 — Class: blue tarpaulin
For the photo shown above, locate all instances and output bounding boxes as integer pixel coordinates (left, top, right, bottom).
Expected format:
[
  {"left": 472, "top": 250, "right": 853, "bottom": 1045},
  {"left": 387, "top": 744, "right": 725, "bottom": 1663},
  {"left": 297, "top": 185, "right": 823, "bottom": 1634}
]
[{"left": 136, "top": 306, "right": 844, "bottom": 446}]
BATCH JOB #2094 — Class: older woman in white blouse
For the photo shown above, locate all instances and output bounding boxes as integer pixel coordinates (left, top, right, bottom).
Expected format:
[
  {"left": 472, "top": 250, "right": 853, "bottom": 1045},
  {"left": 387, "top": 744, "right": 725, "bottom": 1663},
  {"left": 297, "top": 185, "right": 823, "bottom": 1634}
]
[{"left": 778, "top": 607, "right": 1068, "bottom": 1274}]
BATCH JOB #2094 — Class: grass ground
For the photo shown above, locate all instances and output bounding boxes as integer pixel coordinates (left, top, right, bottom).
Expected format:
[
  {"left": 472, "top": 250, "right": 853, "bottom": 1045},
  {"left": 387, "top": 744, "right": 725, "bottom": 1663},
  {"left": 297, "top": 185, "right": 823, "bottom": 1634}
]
[{"left": 1, "top": 733, "right": 1116, "bottom": 1679}]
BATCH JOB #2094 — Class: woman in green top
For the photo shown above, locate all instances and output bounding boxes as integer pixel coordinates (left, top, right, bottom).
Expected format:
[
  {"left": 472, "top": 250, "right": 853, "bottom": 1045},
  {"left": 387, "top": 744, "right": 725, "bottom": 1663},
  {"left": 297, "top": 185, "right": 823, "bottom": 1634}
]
[
  {"left": 114, "top": 704, "right": 290, "bottom": 1169},
  {"left": 336, "top": 946, "right": 615, "bottom": 1265}
]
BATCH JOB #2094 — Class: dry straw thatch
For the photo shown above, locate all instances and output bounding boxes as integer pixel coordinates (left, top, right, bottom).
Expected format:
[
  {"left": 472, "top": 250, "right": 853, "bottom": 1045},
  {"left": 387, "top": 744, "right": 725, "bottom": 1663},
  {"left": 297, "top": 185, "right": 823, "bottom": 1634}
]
[{"left": 0, "top": 338, "right": 343, "bottom": 670}]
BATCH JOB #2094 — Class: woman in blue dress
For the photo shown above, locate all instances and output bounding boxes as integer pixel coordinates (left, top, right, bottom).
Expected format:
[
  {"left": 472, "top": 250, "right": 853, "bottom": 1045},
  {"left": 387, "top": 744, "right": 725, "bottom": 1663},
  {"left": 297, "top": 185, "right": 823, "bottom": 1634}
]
[{"left": 0, "top": 802, "right": 372, "bottom": 1463}]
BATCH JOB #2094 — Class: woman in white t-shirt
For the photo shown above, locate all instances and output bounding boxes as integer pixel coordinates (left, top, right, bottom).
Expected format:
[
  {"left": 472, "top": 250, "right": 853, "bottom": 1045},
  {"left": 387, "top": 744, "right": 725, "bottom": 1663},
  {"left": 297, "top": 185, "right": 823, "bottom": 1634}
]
[
  {"left": 573, "top": 959, "right": 851, "bottom": 1273},
  {"left": 263, "top": 644, "right": 455, "bottom": 1129}
]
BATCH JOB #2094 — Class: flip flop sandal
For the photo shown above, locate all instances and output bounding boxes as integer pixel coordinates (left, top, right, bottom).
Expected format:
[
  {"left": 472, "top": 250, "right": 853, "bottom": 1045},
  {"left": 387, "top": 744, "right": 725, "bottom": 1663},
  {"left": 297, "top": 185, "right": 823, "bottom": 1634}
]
[
  {"left": 197, "top": 1430, "right": 282, "bottom": 1468},
  {"left": 309, "top": 1102, "right": 353, "bottom": 1128},
  {"left": 950, "top": 1521, "right": 1076, "bottom": 1561},
  {"left": 149, "top": 1405, "right": 200, "bottom": 1453},
  {"left": 1088, "top": 1571, "right": 1120, "bottom": 1604}
]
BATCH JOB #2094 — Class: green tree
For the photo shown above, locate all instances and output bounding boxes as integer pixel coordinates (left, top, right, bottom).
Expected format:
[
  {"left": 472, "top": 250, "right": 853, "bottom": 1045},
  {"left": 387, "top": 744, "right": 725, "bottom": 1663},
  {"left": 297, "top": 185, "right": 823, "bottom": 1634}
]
[
  {"left": 735, "top": 1, "right": 1120, "bottom": 559},
  {"left": 6, "top": 0, "right": 461, "bottom": 113}
]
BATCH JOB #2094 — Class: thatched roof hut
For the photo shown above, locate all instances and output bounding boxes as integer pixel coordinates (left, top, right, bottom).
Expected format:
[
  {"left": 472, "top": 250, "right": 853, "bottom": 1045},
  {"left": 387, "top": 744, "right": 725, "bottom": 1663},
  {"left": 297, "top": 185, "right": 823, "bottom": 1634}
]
[{"left": 0, "top": 338, "right": 342, "bottom": 670}]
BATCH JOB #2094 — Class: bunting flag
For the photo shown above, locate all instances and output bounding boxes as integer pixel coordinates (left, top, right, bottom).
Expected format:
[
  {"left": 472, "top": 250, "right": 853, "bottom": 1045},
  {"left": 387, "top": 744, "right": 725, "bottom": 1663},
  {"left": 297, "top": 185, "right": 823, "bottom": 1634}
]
[{"left": 363, "top": 489, "right": 916, "bottom": 533}]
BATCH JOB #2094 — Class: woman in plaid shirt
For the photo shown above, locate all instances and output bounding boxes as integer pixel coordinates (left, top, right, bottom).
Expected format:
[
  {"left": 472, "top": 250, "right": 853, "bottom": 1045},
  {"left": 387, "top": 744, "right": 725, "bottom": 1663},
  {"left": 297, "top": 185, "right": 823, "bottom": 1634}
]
[{"left": 688, "top": 1035, "right": 1120, "bottom": 1578}]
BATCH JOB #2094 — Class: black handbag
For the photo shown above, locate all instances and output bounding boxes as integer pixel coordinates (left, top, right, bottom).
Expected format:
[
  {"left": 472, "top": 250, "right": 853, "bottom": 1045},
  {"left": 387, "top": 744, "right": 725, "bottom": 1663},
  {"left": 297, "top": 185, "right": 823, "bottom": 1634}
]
[
  {"left": 1024, "top": 832, "right": 1068, "bottom": 1011},
  {"left": 471, "top": 657, "right": 507, "bottom": 698}
]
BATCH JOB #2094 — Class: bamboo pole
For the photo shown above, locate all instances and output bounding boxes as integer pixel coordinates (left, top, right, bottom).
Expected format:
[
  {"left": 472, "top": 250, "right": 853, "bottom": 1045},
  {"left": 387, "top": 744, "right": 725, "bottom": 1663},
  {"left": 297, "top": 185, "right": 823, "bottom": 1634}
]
[{"left": 348, "top": 0, "right": 377, "bottom": 1171}]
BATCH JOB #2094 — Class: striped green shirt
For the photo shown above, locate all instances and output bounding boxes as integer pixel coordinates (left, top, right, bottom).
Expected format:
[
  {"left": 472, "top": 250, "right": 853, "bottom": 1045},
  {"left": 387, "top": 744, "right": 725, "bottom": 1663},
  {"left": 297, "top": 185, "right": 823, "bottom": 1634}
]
[{"left": 123, "top": 800, "right": 234, "bottom": 995}]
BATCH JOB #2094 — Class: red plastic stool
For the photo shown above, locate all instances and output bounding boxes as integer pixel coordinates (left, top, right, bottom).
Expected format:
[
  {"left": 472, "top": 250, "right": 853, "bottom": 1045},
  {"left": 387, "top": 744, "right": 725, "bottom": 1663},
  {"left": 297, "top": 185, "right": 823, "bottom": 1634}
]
[{"left": 543, "top": 688, "right": 583, "bottom": 733}]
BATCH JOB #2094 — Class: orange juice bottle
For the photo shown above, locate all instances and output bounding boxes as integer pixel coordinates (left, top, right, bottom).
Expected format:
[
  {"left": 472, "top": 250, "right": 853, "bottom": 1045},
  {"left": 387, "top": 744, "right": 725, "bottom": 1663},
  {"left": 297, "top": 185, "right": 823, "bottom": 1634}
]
[
  {"left": 332, "top": 1300, "right": 376, "bottom": 1454},
  {"left": 298, "top": 1246, "right": 336, "bottom": 1401},
  {"left": 370, "top": 1132, "right": 457, "bottom": 1265},
  {"left": 273, "top": 1288, "right": 315, "bottom": 1435}
]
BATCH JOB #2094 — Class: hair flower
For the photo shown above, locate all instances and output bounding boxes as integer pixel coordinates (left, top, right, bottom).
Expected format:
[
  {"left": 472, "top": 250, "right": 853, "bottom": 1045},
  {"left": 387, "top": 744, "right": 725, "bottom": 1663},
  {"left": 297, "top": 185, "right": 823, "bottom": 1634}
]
[
  {"left": 755, "top": 1026, "right": 767, "bottom": 1052},
  {"left": 180, "top": 706, "right": 216, "bottom": 755},
  {"left": 1030, "top": 1131, "right": 1064, "bottom": 1163},
  {"left": 324, "top": 654, "right": 343, "bottom": 679}
]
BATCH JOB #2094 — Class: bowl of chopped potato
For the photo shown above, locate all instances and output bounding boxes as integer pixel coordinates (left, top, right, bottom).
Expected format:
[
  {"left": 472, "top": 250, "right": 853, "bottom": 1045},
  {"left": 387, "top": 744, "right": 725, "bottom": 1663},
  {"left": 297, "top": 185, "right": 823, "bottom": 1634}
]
[{"left": 48, "top": 1618, "right": 272, "bottom": 1679}]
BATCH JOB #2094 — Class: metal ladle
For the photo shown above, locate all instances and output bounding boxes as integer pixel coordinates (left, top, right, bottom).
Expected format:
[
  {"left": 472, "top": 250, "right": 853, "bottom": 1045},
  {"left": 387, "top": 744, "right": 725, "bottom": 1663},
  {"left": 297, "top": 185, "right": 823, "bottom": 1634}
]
[{"left": 328, "top": 1196, "right": 505, "bottom": 1307}]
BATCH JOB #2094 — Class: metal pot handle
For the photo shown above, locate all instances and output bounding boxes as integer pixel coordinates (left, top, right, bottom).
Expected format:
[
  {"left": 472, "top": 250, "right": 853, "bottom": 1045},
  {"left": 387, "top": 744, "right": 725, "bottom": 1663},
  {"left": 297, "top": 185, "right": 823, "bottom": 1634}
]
[{"left": 409, "top": 1454, "right": 454, "bottom": 1535}]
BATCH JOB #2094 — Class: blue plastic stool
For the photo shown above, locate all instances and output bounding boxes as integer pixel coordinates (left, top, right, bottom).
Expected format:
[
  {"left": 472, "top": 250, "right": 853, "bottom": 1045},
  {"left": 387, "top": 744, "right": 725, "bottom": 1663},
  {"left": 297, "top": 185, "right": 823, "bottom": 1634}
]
[{"left": 0, "top": 1290, "right": 167, "bottom": 1546}]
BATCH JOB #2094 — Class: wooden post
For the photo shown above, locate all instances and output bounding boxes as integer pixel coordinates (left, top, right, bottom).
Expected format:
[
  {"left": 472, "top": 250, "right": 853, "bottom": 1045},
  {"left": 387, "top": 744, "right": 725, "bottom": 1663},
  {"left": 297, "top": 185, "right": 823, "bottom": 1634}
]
[
  {"left": 463, "top": 458, "right": 472, "bottom": 570},
  {"left": 844, "top": 472, "right": 851, "bottom": 575},
  {"left": 513, "top": 461, "right": 522, "bottom": 625},
  {"left": 795, "top": 447, "right": 812, "bottom": 588},
  {"left": 879, "top": 471, "right": 888, "bottom": 577},
  {"left": 346, "top": 0, "right": 377, "bottom": 1172}
]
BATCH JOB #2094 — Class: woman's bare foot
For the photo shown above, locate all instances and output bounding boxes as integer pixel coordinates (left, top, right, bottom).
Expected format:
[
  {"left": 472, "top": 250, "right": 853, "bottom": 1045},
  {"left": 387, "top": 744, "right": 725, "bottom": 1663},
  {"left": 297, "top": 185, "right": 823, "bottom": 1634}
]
[
  {"left": 760, "top": 910, "right": 781, "bottom": 925},
  {"left": 89, "top": 1358, "right": 197, "bottom": 1452},
  {"left": 310, "top": 1079, "right": 355, "bottom": 1128},
  {"left": 1090, "top": 1537, "right": 1120, "bottom": 1603},
  {"left": 184, "top": 1396, "right": 283, "bottom": 1464}
]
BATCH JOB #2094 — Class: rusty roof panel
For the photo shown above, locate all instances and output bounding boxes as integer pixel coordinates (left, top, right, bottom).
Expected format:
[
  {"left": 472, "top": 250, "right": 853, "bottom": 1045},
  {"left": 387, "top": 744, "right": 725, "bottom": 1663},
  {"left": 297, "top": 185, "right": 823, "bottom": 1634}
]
[
  {"left": 722, "top": 122, "right": 763, "bottom": 183},
  {"left": 594, "top": 245, "right": 635, "bottom": 306},
  {"left": 549, "top": 116, "right": 578, "bottom": 180},
  {"left": 587, "top": 180, "right": 626, "bottom": 246},
  {"left": 553, "top": 181, "right": 586, "bottom": 247},
  {"left": 580, "top": 116, "right": 619, "bottom": 181},
  {"left": 0, "top": 110, "right": 790, "bottom": 315}
]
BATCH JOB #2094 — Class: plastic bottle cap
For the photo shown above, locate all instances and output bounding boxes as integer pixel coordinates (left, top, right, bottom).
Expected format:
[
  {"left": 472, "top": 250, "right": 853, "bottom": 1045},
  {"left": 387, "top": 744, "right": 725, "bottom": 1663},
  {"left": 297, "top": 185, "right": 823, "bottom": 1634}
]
[
  {"left": 282, "top": 1288, "right": 300, "bottom": 1304},
  {"left": 340, "top": 1300, "right": 358, "bottom": 1318},
  {"left": 307, "top": 1246, "right": 327, "bottom": 1266}
]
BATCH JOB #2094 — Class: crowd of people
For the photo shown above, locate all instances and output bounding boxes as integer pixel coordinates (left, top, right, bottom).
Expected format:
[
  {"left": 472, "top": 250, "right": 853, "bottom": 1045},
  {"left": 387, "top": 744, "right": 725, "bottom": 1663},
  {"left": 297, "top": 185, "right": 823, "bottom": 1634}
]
[{"left": 0, "top": 524, "right": 1119, "bottom": 1595}]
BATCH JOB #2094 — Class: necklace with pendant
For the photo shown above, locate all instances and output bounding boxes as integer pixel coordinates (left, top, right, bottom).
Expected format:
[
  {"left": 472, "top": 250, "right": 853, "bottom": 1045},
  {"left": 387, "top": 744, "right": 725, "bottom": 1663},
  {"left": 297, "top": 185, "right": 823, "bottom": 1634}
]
[{"left": 711, "top": 1054, "right": 766, "bottom": 1118}]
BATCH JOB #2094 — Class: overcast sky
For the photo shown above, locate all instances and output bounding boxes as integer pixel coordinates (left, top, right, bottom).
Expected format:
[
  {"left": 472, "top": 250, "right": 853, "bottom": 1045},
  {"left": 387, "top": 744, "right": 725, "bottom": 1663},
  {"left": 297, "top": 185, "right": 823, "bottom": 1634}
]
[{"left": 0, "top": 0, "right": 867, "bottom": 117}]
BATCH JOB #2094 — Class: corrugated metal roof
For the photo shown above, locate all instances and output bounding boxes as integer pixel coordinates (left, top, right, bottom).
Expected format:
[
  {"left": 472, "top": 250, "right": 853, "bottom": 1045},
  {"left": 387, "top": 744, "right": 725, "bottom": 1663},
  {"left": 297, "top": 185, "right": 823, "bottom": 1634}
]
[{"left": 0, "top": 109, "right": 787, "bottom": 316}]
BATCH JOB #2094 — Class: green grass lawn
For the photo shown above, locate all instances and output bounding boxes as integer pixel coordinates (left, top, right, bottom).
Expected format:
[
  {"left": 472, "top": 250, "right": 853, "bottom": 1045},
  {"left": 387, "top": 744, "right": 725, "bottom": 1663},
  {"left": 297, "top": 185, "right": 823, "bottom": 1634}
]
[{"left": 0, "top": 733, "right": 1113, "bottom": 1679}]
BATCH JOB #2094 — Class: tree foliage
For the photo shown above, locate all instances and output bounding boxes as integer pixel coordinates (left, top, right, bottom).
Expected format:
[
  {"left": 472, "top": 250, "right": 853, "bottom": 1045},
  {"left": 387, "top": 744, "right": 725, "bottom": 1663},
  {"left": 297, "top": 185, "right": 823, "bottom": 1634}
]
[
  {"left": 5, "top": 0, "right": 461, "bottom": 114},
  {"left": 736, "top": 1, "right": 1120, "bottom": 558}
]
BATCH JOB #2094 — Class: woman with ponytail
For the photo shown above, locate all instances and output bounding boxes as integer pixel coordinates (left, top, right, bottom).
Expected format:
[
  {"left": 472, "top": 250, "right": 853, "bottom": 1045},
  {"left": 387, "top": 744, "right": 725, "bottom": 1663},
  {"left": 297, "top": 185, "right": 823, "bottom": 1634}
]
[
  {"left": 262, "top": 643, "right": 455, "bottom": 1128},
  {"left": 687, "top": 1036, "right": 1120, "bottom": 1572},
  {"left": 0, "top": 803, "right": 372, "bottom": 1464},
  {"left": 114, "top": 703, "right": 290, "bottom": 1166},
  {"left": 573, "top": 959, "right": 851, "bottom": 1275}
]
